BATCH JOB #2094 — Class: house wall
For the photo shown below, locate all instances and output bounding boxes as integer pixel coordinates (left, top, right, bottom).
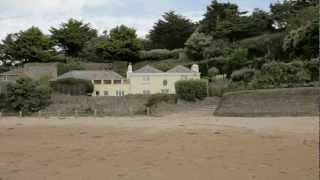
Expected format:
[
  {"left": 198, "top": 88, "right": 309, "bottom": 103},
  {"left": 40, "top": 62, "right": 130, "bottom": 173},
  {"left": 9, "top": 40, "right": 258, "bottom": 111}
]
[
  {"left": 127, "top": 73, "right": 200, "bottom": 95},
  {"left": 92, "top": 80, "right": 130, "bottom": 96}
]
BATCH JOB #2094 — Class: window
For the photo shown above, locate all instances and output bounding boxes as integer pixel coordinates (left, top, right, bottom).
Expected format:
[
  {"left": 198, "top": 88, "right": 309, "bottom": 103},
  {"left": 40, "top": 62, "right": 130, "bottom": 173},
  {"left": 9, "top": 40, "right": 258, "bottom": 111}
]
[
  {"left": 94, "top": 80, "right": 102, "bottom": 84},
  {"left": 143, "top": 76, "right": 150, "bottom": 81},
  {"left": 161, "top": 89, "right": 169, "bottom": 94},
  {"left": 114, "top": 80, "right": 122, "bottom": 84},
  {"left": 104, "top": 80, "right": 111, "bottom": 84},
  {"left": 163, "top": 80, "right": 168, "bottom": 86},
  {"left": 95, "top": 91, "right": 100, "bottom": 96},
  {"left": 143, "top": 90, "right": 150, "bottom": 95},
  {"left": 123, "top": 80, "right": 130, "bottom": 84},
  {"left": 104, "top": 91, "right": 109, "bottom": 96}
]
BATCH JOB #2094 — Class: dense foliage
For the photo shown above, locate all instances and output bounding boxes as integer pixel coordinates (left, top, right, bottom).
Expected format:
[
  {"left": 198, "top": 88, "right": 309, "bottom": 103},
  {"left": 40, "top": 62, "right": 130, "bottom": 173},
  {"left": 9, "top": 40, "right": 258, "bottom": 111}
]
[
  {"left": 149, "top": 11, "right": 195, "bottom": 49},
  {"left": 175, "top": 80, "right": 208, "bottom": 101},
  {"left": 1, "top": 27, "right": 54, "bottom": 63},
  {"left": 50, "top": 19, "right": 98, "bottom": 57},
  {"left": 4, "top": 77, "right": 51, "bottom": 113},
  {"left": 81, "top": 25, "right": 142, "bottom": 63},
  {"left": 0, "top": 0, "right": 318, "bottom": 95},
  {"left": 51, "top": 78, "right": 94, "bottom": 96}
]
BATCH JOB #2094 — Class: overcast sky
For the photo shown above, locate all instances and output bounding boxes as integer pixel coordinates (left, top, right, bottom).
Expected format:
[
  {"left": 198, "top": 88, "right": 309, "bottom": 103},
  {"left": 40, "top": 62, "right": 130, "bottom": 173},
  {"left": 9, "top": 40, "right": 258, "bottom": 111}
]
[{"left": 0, "top": 0, "right": 279, "bottom": 39}]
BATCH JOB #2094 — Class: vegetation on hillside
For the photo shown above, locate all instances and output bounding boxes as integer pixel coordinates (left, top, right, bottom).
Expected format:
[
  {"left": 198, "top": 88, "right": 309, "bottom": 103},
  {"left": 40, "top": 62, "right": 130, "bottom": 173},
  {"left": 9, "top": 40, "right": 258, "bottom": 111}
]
[
  {"left": 0, "top": 77, "right": 52, "bottom": 113},
  {"left": 0, "top": 0, "right": 318, "bottom": 98}
]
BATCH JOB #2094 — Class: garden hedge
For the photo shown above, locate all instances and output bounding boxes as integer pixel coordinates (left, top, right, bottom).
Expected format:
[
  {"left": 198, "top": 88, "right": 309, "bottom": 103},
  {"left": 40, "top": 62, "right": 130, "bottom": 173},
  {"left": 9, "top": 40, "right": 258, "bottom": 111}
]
[{"left": 175, "top": 80, "right": 208, "bottom": 101}]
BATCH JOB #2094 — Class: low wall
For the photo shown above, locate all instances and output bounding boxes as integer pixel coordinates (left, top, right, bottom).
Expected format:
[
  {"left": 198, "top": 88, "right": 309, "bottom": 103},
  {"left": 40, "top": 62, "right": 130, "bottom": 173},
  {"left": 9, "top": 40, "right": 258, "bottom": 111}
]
[
  {"left": 214, "top": 87, "right": 320, "bottom": 117},
  {"left": 45, "top": 94, "right": 149, "bottom": 116}
]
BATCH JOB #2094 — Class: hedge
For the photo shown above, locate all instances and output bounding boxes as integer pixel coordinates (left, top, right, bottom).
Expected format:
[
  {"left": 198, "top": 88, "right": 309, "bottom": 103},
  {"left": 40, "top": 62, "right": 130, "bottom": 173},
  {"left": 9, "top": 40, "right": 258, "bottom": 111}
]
[
  {"left": 139, "top": 49, "right": 184, "bottom": 61},
  {"left": 175, "top": 80, "right": 208, "bottom": 101},
  {"left": 231, "top": 68, "right": 257, "bottom": 83},
  {"left": 51, "top": 78, "right": 94, "bottom": 96}
]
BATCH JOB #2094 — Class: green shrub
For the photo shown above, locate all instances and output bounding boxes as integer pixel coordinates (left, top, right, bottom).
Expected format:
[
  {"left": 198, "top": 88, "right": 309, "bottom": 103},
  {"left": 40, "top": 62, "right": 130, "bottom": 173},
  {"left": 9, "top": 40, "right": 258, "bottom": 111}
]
[
  {"left": 208, "top": 67, "right": 220, "bottom": 78},
  {"left": 305, "top": 58, "right": 320, "bottom": 81},
  {"left": 250, "top": 61, "right": 311, "bottom": 88},
  {"left": 171, "top": 49, "right": 184, "bottom": 59},
  {"left": 139, "top": 49, "right": 172, "bottom": 60},
  {"left": 208, "top": 79, "right": 231, "bottom": 97},
  {"left": 51, "top": 78, "right": 94, "bottom": 95},
  {"left": 175, "top": 80, "right": 208, "bottom": 101},
  {"left": 57, "top": 62, "right": 84, "bottom": 75},
  {"left": 0, "top": 93, "right": 7, "bottom": 110},
  {"left": 145, "top": 94, "right": 177, "bottom": 108},
  {"left": 231, "top": 68, "right": 257, "bottom": 83},
  {"left": 6, "top": 77, "right": 52, "bottom": 113}
]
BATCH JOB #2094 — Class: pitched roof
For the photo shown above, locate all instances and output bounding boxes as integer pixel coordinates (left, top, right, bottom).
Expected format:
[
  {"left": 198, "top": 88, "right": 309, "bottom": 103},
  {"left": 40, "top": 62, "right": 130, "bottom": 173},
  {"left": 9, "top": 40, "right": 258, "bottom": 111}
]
[
  {"left": 167, "top": 65, "right": 193, "bottom": 73},
  {"left": 134, "top": 65, "right": 163, "bottom": 73},
  {"left": 56, "top": 70, "right": 124, "bottom": 80}
]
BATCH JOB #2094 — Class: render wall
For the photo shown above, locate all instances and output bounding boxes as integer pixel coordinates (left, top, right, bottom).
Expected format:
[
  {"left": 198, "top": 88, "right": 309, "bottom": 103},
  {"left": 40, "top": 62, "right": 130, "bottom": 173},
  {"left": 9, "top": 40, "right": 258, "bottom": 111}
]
[{"left": 128, "top": 73, "right": 200, "bottom": 95}]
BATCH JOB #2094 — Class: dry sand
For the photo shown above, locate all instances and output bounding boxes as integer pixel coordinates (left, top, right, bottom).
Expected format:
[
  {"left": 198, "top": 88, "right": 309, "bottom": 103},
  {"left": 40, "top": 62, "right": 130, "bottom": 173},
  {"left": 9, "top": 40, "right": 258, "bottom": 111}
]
[{"left": 0, "top": 114, "right": 318, "bottom": 180}]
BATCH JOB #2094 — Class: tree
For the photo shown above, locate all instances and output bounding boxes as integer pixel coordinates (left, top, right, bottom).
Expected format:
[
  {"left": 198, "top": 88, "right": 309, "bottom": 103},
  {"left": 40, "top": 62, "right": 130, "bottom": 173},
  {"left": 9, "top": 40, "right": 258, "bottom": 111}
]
[
  {"left": 226, "top": 48, "right": 249, "bottom": 77},
  {"left": 1, "top": 27, "right": 54, "bottom": 63},
  {"left": 108, "top": 25, "right": 142, "bottom": 61},
  {"left": 81, "top": 25, "right": 142, "bottom": 62},
  {"left": 149, "top": 11, "right": 195, "bottom": 49},
  {"left": 5, "top": 77, "right": 52, "bottom": 113},
  {"left": 282, "top": 5, "right": 319, "bottom": 58},
  {"left": 81, "top": 36, "right": 111, "bottom": 62},
  {"left": 184, "top": 31, "right": 213, "bottom": 60},
  {"left": 270, "top": 0, "right": 318, "bottom": 30},
  {"left": 50, "top": 19, "right": 97, "bottom": 57},
  {"left": 200, "top": 1, "right": 240, "bottom": 34}
]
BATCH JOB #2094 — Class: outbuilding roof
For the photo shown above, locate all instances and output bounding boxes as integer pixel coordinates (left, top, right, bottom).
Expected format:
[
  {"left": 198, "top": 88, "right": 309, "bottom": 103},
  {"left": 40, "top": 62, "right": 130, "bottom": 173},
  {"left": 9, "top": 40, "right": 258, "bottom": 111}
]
[
  {"left": 56, "top": 70, "right": 124, "bottom": 80},
  {"left": 134, "top": 65, "right": 163, "bottom": 73},
  {"left": 167, "top": 65, "right": 194, "bottom": 73}
]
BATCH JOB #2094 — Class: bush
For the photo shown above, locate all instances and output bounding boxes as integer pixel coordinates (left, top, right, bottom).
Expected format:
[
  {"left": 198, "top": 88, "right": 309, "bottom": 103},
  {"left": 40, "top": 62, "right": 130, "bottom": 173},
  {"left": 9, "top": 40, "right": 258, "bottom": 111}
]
[
  {"left": 185, "top": 32, "right": 213, "bottom": 60},
  {"left": 139, "top": 49, "right": 173, "bottom": 60},
  {"left": 305, "top": 58, "right": 320, "bottom": 81},
  {"left": 250, "top": 61, "right": 311, "bottom": 88},
  {"left": 0, "top": 93, "right": 7, "bottom": 110},
  {"left": 231, "top": 68, "right": 257, "bottom": 83},
  {"left": 145, "top": 94, "right": 177, "bottom": 108},
  {"left": 5, "top": 77, "right": 52, "bottom": 113},
  {"left": 57, "top": 62, "right": 84, "bottom": 75},
  {"left": 175, "top": 80, "right": 208, "bottom": 101},
  {"left": 208, "top": 67, "right": 220, "bottom": 78},
  {"left": 51, "top": 78, "right": 94, "bottom": 96},
  {"left": 208, "top": 79, "right": 231, "bottom": 97}
]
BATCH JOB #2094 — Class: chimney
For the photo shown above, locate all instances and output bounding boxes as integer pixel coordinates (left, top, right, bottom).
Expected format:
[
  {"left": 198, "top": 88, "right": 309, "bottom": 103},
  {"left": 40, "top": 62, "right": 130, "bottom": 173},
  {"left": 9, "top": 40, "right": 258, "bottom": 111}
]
[
  {"left": 127, "top": 63, "right": 133, "bottom": 78},
  {"left": 191, "top": 64, "right": 199, "bottom": 73}
]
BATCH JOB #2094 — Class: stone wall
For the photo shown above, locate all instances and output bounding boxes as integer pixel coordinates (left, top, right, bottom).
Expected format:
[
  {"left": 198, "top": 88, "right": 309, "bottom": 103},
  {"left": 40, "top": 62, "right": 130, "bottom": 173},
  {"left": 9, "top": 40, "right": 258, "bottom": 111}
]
[
  {"left": 215, "top": 87, "right": 320, "bottom": 117},
  {"left": 45, "top": 94, "right": 149, "bottom": 116}
]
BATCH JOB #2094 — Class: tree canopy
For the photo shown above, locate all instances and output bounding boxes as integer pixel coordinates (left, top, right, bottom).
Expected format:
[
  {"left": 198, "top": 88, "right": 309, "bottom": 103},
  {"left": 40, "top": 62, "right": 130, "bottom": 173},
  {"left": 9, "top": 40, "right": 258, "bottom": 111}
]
[
  {"left": 50, "top": 19, "right": 98, "bottom": 57},
  {"left": 149, "top": 11, "right": 195, "bottom": 49},
  {"left": 1, "top": 27, "right": 54, "bottom": 63}
]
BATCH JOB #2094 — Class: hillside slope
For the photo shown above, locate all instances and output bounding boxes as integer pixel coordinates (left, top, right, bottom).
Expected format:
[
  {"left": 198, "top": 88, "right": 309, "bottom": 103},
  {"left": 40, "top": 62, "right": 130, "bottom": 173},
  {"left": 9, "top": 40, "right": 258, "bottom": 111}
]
[{"left": 215, "top": 87, "right": 320, "bottom": 117}]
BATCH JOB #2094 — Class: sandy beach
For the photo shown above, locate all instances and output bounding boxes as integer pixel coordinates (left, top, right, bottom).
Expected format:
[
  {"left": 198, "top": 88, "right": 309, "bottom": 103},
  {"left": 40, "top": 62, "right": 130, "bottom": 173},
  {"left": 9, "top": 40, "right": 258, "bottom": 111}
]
[{"left": 0, "top": 114, "right": 318, "bottom": 180}]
